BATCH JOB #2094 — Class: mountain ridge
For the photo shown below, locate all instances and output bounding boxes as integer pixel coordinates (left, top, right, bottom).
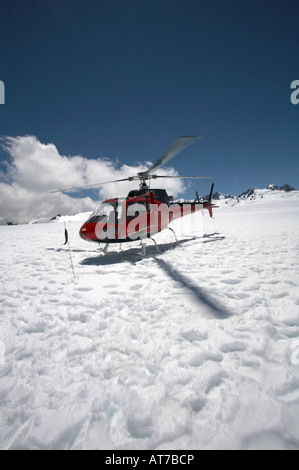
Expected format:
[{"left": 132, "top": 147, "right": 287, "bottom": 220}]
[{"left": 212, "top": 183, "right": 296, "bottom": 201}]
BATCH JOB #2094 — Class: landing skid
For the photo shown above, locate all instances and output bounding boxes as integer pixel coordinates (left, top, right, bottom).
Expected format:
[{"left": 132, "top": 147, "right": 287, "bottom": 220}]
[
  {"left": 140, "top": 227, "right": 178, "bottom": 255},
  {"left": 100, "top": 243, "right": 109, "bottom": 254},
  {"left": 140, "top": 238, "right": 160, "bottom": 256},
  {"left": 99, "top": 227, "right": 179, "bottom": 256},
  {"left": 166, "top": 227, "right": 178, "bottom": 245}
]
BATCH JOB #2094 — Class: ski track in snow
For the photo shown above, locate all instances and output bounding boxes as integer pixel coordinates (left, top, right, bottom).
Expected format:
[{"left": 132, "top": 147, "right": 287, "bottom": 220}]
[{"left": 0, "top": 195, "right": 299, "bottom": 450}]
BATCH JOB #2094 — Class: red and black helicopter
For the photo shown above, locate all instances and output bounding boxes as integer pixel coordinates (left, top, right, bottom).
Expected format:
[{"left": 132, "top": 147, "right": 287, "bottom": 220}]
[{"left": 52, "top": 136, "right": 217, "bottom": 252}]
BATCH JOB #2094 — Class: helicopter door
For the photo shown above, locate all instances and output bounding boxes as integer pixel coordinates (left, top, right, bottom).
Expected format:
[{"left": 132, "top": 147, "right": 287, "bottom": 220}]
[{"left": 126, "top": 201, "right": 147, "bottom": 239}]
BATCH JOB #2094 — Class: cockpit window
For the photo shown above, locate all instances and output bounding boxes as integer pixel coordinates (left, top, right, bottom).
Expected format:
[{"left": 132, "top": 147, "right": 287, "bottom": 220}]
[{"left": 88, "top": 202, "right": 120, "bottom": 224}]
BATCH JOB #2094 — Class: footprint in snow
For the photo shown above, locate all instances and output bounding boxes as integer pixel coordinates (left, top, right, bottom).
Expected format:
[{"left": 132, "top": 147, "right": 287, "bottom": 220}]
[
  {"left": 75, "top": 286, "right": 94, "bottom": 292},
  {"left": 220, "top": 341, "right": 247, "bottom": 353},
  {"left": 180, "top": 329, "right": 208, "bottom": 342},
  {"left": 129, "top": 284, "right": 143, "bottom": 291},
  {"left": 189, "top": 352, "right": 223, "bottom": 367},
  {"left": 221, "top": 278, "right": 242, "bottom": 285}
]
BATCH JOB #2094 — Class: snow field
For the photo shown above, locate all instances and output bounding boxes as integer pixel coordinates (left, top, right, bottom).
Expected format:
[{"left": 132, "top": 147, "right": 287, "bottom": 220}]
[{"left": 0, "top": 193, "right": 299, "bottom": 449}]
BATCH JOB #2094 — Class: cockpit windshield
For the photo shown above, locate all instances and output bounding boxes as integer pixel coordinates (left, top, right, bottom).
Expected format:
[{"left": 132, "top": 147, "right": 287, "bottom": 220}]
[{"left": 88, "top": 202, "right": 122, "bottom": 224}]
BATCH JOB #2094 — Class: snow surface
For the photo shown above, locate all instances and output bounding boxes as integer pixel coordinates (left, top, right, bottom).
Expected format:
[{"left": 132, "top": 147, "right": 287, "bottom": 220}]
[{"left": 1, "top": 190, "right": 299, "bottom": 450}]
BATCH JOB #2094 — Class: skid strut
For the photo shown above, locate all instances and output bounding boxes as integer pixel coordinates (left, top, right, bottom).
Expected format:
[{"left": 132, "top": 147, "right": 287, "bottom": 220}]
[
  {"left": 140, "top": 238, "right": 160, "bottom": 255},
  {"left": 102, "top": 243, "right": 109, "bottom": 254},
  {"left": 166, "top": 227, "right": 178, "bottom": 245}
]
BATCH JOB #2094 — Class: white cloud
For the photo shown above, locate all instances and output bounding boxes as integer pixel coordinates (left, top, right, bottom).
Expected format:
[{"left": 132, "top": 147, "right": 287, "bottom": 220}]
[{"left": 0, "top": 135, "right": 186, "bottom": 223}]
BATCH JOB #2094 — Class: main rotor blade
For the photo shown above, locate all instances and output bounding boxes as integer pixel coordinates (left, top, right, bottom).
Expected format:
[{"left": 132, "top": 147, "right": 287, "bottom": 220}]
[
  {"left": 146, "top": 136, "right": 201, "bottom": 174},
  {"left": 150, "top": 175, "right": 214, "bottom": 180},
  {"left": 49, "top": 136, "right": 203, "bottom": 193},
  {"left": 49, "top": 176, "right": 137, "bottom": 193}
]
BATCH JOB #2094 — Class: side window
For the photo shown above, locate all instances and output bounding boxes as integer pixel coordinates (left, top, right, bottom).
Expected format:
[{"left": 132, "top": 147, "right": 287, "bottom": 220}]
[
  {"left": 126, "top": 202, "right": 147, "bottom": 221},
  {"left": 116, "top": 204, "right": 123, "bottom": 220}
]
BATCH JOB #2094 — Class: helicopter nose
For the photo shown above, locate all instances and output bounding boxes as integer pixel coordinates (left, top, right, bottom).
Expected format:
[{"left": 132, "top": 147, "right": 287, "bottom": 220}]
[
  {"left": 80, "top": 225, "right": 87, "bottom": 239},
  {"left": 80, "top": 222, "right": 91, "bottom": 240},
  {"left": 80, "top": 229, "right": 87, "bottom": 240}
]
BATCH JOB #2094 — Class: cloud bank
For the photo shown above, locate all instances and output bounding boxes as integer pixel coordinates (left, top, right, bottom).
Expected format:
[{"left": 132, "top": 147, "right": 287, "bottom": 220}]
[{"left": 0, "top": 136, "right": 185, "bottom": 223}]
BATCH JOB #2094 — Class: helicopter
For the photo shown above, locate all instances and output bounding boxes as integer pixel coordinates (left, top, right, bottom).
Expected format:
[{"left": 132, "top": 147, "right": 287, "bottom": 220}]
[{"left": 51, "top": 136, "right": 217, "bottom": 253}]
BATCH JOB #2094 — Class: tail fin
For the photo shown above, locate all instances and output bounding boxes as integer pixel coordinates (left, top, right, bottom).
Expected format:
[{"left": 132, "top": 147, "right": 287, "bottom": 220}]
[
  {"left": 208, "top": 182, "right": 214, "bottom": 204},
  {"left": 204, "top": 182, "right": 215, "bottom": 218}
]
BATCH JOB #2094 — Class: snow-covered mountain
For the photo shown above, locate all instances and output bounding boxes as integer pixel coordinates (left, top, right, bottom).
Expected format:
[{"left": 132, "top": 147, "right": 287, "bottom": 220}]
[
  {"left": 28, "top": 212, "right": 92, "bottom": 224},
  {"left": 210, "top": 183, "right": 297, "bottom": 207},
  {"left": 0, "top": 218, "right": 16, "bottom": 226},
  {"left": 177, "top": 183, "right": 298, "bottom": 210}
]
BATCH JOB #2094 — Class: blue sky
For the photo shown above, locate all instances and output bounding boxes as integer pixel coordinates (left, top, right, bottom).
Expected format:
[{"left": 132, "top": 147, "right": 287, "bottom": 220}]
[{"left": 0, "top": 0, "right": 298, "bottom": 216}]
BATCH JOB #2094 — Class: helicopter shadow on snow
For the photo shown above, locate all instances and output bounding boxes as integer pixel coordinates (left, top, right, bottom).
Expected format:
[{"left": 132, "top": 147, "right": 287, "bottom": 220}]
[
  {"left": 202, "top": 232, "right": 225, "bottom": 243},
  {"left": 80, "top": 233, "right": 230, "bottom": 319},
  {"left": 154, "top": 257, "right": 231, "bottom": 320},
  {"left": 80, "top": 232, "right": 226, "bottom": 267},
  {"left": 79, "top": 237, "right": 197, "bottom": 267}
]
